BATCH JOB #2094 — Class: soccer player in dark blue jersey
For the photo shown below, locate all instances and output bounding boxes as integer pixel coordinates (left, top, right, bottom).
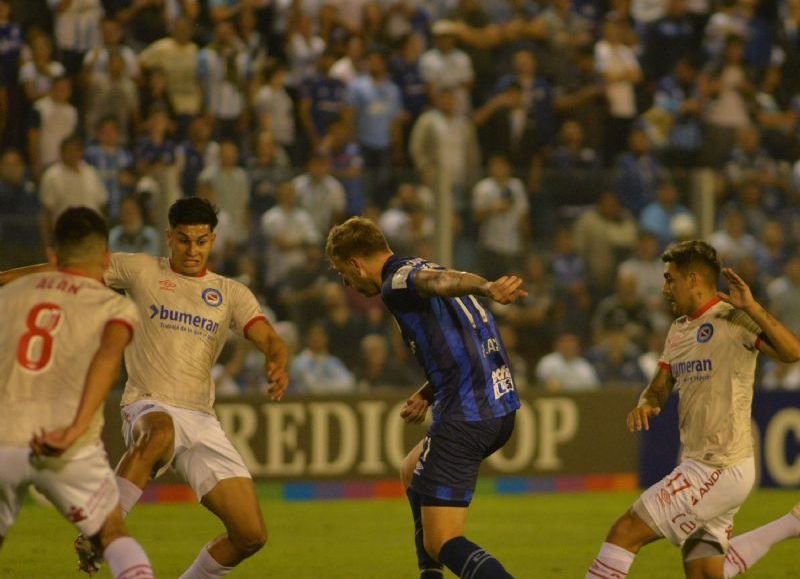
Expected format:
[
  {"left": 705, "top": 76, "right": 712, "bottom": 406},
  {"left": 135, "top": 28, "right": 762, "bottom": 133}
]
[{"left": 326, "top": 217, "right": 527, "bottom": 579}]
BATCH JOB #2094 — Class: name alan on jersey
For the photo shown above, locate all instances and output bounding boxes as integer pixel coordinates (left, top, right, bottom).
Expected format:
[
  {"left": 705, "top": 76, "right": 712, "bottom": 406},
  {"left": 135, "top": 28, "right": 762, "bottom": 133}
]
[{"left": 149, "top": 303, "right": 220, "bottom": 336}]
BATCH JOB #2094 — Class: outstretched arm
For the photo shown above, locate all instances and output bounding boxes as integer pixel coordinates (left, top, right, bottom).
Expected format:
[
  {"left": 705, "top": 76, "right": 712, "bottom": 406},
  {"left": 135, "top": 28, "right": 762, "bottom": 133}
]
[
  {"left": 718, "top": 267, "right": 800, "bottom": 363},
  {"left": 30, "top": 321, "right": 131, "bottom": 456},
  {"left": 0, "top": 263, "right": 53, "bottom": 286},
  {"left": 245, "top": 319, "right": 290, "bottom": 401},
  {"left": 413, "top": 268, "right": 528, "bottom": 304},
  {"left": 627, "top": 366, "right": 675, "bottom": 432}
]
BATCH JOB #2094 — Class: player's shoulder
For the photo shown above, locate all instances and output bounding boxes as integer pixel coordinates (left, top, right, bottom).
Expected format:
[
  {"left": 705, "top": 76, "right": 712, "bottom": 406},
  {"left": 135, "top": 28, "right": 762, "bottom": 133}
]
[
  {"left": 112, "top": 252, "right": 163, "bottom": 270},
  {"left": 205, "top": 271, "right": 258, "bottom": 302},
  {"left": 383, "top": 256, "right": 431, "bottom": 289}
]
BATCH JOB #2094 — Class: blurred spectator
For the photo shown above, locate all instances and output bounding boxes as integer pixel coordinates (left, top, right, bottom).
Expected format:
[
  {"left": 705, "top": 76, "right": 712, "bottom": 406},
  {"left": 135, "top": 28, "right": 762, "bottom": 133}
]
[
  {"left": 198, "top": 140, "right": 250, "bottom": 244},
  {"left": 651, "top": 57, "right": 704, "bottom": 167},
  {"left": 198, "top": 21, "right": 254, "bottom": 139},
  {"left": 535, "top": 332, "right": 599, "bottom": 392},
  {"left": 27, "top": 75, "right": 77, "bottom": 175},
  {"left": 115, "top": 0, "right": 170, "bottom": 47},
  {"left": 260, "top": 181, "right": 321, "bottom": 293},
  {"left": 639, "top": 179, "right": 692, "bottom": 248},
  {"left": 619, "top": 232, "right": 666, "bottom": 309},
  {"left": 552, "top": 45, "right": 606, "bottom": 152},
  {"left": 289, "top": 323, "right": 356, "bottom": 394},
  {"left": 614, "top": 128, "right": 667, "bottom": 217},
  {"left": 253, "top": 60, "right": 296, "bottom": 157},
  {"left": 0, "top": 0, "right": 21, "bottom": 138},
  {"left": 277, "top": 243, "right": 332, "bottom": 333},
  {"left": 420, "top": 20, "right": 474, "bottom": 115},
  {"left": 292, "top": 153, "right": 346, "bottom": 235},
  {"left": 390, "top": 32, "right": 427, "bottom": 126},
  {"left": 109, "top": 197, "right": 160, "bottom": 256},
  {"left": 498, "top": 323, "right": 528, "bottom": 390},
  {"left": 550, "top": 226, "right": 591, "bottom": 338},
  {"left": 474, "top": 81, "right": 538, "bottom": 170},
  {"left": 409, "top": 86, "right": 481, "bottom": 210},
  {"left": 707, "top": 209, "right": 762, "bottom": 266},
  {"left": 139, "top": 67, "right": 176, "bottom": 121},
  {"left": 138, "top": 17, "right": 201, "bottom": 128},
  {"left": 82, "top": 17, "right": 139, "bottom": 82},
  {"left": 50, "top": 0, "right": 103, "bottom": 75},
  {"left": 20, "top": 33, "right": 66, "bottom": 103},
  {"left": 640, "top": 0, "right": 694, "bottom": 82},
  {"left": 84, "top": 117, "right": 134, "bottom": 221},
  {"left": 573, "top": 190, "right": 638, "bottom": 296},
  {"left": 39, "top": 135, "right": 108, "bottom": 241},
  {"left": 345, "top": 46, "right": 402, "bottom": 207},
  {"left": 718, "top": 178, "right": 769, "bottom": 237},
  {"left": 84, "top": 50, "right": 139, "bottom": 140},
  {"left": 319, "top": 118, "right": 365, "bottom": 217},
  {"left": 760, "top": 360, "right": 800, "bottom": 391},
  {"left": 592, "top": 271, "right": 655, "bottom": 344},
  {"left": 700, "top": 35, "right": 755, "bottom": 167},
  {"left": 175, "top": 116, "right": 220, "bottom": 199},
  {"left": 548, "top": 119, "right": 602, "bottom": 206},
  {"left": 378, "top": 181, "right": 434, "bottom": 257},
  {"left": 299, "top": 50, "right": 347, "bottom": 150},
  {"left": 330, "top": 34, "right": 364, "bottom": 85},
  {"left": 586, "top": 324, "right": 647, "bottom": 385},
  {"left": 638, "top": 329, "right": 667, "bottom": 381},
  {"left": 767, "top": 256, "right": 800, "bottom": 336},
  {"left": 247, "top": 130, "right": 291, "bottom": 217},
  {"left": 0, "top": 149, "right": 36, "bottom": 214},
  {"left": 472, "top": 154, "right": 529, "bottom": 280},
  {"left": 594, "top": 19, "right": 643, "bottom": 164},
  {"left": 321, "top": 281, "right": 369, "bottom": 371},
  {"left": 724, "top": 126, "right": 787, "bottom": 213},
  {"left": 286, "top": 13, "right": 326, "bottom": 89},
  {"left": 134, "top": 106, "right": 176, "bottom": 175},
  {"left": 755, "top": 220, "right": 790, "bottom": 285},
  {"left": 355, "top": 333, "right": 420, "bottom": 390}
]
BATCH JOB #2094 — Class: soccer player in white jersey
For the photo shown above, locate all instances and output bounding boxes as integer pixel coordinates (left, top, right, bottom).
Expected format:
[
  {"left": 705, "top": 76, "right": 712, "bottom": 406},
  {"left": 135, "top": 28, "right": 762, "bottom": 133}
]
[
  {"left": 585, "top": 240, "right": 800, "bottom": 579},
  {"left": 0, "top": 207, "right": 154, "bottom": 579},
  {"left": 0, "top": 197, "right": 289, "bottom": 578}
]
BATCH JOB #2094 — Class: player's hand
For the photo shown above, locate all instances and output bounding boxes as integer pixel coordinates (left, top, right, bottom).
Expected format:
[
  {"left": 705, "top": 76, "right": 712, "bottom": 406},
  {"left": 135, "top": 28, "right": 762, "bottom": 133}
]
[
  {"left": 627, "top": 404, "right": 661, "bottom": 432},
  {"left": 29, "top": 427, "right": 80, "bottom": 457},
  {"left": 487, "top": 276, "right": 528, "bottom": 305},
  {"left": 265, "top": 362, "right": 289, "bottom": 401},
  {"left": 400, "top": 392, "right": 430, "bottom": 424},
  {"left": 717, "top": 267, "right": 757, "bottom": 312}
]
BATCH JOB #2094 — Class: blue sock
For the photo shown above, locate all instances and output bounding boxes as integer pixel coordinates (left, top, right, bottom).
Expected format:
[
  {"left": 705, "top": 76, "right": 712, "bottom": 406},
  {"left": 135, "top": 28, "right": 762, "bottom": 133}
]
[
  {"left": 406, "top": 488, "right": 443, "bottom": 574},
  {"left": 438, "top": 536, "right": 513, "bottom": 578}
]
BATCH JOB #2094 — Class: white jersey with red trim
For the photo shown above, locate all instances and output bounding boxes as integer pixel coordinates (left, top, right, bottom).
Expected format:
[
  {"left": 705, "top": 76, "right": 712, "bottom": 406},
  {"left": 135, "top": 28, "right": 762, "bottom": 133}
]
[
  {"left": 0, "top": 271, "right": 139, "bottom": 450},
  {"left": 658, "top": 299, "right": 761, "bottom": 468},
  {"left": 104, "top": 253, "right": 265, "bottom": 413}
]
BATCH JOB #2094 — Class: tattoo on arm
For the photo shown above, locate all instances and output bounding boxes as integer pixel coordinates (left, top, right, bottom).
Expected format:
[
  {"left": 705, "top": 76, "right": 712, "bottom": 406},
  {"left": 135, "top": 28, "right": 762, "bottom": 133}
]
[
  {"left": 414, "top": 269, "right": 489, "bottom": 298},
  {"left": 639, "top": 367, "right": 674, "bottom": 408}
]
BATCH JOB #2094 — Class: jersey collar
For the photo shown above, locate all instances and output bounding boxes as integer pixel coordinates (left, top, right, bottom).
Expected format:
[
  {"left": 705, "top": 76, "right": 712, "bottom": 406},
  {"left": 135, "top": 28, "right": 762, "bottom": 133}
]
[
  {"left": 689, "top": 296, "right": 721, "bottom": 320},
  {"left": 57, "top": 267, "right": 103, "bottom": 284},
  {"left": 169, "top": 259, "right": 208, "bottom": 278}
]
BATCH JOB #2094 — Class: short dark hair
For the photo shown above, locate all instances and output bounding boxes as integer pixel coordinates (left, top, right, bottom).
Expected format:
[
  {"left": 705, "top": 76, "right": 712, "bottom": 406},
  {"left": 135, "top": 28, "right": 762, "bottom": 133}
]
[
  {"left": 662, "top": 240, "right": 721, "bottom": 283},
  {"left": 326, "top": 216, "right": 390, "bottom": 262},
  {"left": 168, "top": 197, "right": 219, "bottom": 230},
  {"left": 53, "top": 207, "right": 109, "bottom": 263}
]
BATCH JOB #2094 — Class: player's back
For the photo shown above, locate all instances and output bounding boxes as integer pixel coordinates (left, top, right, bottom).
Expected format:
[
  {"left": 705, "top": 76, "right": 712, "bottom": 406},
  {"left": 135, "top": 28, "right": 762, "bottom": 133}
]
[{"left": 0, "top": 270, "right": 138, "bottom": 451}]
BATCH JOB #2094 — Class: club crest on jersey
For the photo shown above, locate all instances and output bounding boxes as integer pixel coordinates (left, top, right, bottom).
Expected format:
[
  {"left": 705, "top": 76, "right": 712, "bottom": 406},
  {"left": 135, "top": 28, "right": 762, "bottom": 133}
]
[
  {"left": 202, "top": 288, "right": 223, "bottom": 307},
  {"left": 696, "top": 323, "right": 714, "bottom": 343}
]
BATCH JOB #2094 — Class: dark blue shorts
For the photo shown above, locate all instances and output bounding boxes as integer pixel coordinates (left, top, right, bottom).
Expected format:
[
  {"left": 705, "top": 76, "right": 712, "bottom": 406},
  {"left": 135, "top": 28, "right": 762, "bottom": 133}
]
[{"left": 411, "top": 412, "right": 516, "bottom": 506}]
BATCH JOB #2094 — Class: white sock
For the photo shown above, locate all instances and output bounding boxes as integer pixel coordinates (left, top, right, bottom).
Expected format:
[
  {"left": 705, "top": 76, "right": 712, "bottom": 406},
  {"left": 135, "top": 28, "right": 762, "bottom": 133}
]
[
  {"left": 116, "top": 476, "right": 143, "bottom": 518},
  {"left": 178, "top": 546, "right": 234, "bottom": 579},
  {"left": 104, "top": 536, "right": 153, "bottom": 579},
  {"left": 586, "top": 542, "right": 635, "bottom": 579},
  {"left": 724, "top": 513, "right": 800, "bottom": 577}
]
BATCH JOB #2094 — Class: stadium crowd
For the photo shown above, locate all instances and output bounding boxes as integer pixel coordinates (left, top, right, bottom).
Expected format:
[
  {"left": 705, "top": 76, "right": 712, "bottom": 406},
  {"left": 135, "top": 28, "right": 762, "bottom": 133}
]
[{"left": 1, "top": 0, "right": 800, "bottom": 394}]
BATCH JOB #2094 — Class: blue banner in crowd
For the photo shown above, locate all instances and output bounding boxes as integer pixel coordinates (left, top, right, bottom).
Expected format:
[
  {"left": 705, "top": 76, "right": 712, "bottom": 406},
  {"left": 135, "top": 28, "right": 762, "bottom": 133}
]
[{"left": 639, "top": 391, "right": 800, "bottom": 488}]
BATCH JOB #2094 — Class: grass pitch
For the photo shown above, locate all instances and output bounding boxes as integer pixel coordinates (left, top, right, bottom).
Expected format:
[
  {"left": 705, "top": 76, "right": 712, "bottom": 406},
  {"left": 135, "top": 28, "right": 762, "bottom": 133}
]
[{"left": 1, "top": 489, "right": 797, "bottom": 578}]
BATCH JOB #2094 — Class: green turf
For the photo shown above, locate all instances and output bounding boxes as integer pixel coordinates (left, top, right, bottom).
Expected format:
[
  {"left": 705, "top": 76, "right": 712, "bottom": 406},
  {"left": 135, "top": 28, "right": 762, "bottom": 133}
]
[{"left": 1, "top": 490, "right": 798, "bottom": 578}]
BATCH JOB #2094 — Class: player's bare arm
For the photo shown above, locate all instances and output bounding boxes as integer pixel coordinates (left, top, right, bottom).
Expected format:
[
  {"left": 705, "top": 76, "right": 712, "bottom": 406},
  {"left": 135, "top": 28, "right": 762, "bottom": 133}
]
[
  {"left": 718, "top": 267, "right": 800, "bottom": 363},
  {"left": 30, "top": 321, "right": 132, "bottom": 457},
  {"left": 0, "top": 263, "right": 53, "bottom": 286},
  {"left": 245, "top": 319, "right": 290, "bottom": 401},
  {"left": 400, "top": 381, "right": 433, "bottom": 424},
  {"left": 414, "top": 268, "right": 528, "bottom": 304},
  {"left": 627, "top": 366, "right": 675, "bottom": 433}
]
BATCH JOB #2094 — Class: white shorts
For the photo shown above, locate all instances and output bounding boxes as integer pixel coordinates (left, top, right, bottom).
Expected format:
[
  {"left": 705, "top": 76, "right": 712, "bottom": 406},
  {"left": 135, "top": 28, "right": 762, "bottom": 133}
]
[
  {"left": 121, "top": 400, "right": 251, "bottom": 500},
  {"left": 634, "top": 457, "right": 755, "bottom": 554},
  {"left": 0, "top": 443, "right": 119, "bottom": 538}
]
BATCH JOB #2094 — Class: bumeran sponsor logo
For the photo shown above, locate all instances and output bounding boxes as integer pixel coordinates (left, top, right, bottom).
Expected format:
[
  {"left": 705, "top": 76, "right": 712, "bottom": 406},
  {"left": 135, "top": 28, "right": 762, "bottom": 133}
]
[
  {"left": 670, "top": 359, "right": 712, "bottom": 378},
  {"left": 149, "top": 304, "right": 220, "bottom": 335}
]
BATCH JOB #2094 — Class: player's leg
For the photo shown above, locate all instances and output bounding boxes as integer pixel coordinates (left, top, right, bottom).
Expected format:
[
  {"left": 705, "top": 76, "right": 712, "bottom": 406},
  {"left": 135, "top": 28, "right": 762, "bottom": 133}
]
[
  {"left": 0, "top": 447, "right": 32, "bottom": 554},
  {"left": 721, "top": 504, "right": 800, "bottom": 577},
  {"left": 115, "top": 410, "right": 177, "bottom": 515},
  {"left": 89, "top": 506, "right": 154, "bottom": 579},
  {"left": 585, "top": 507, "right": 661, "bottom": 579},
  {"left": 402, "top": 438, "right": 444, "bottom": 578},
  {"left": 179, "top": 477, "right": 266, "bottom": 578}
]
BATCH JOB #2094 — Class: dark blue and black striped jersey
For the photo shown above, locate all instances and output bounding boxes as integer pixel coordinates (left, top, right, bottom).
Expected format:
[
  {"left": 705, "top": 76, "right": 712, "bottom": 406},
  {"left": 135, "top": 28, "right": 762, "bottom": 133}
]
[{"left": 381, "top": 255, "right": 521, "bottom": 423}]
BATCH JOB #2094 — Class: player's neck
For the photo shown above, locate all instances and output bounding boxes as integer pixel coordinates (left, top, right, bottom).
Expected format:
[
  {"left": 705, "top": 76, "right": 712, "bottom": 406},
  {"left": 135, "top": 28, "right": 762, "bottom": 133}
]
[
  {"left": 688, "top": 294, "right": 720, "bottom": 319},
  {"left": 58, "top": 265, "right": 104, "bottom": 283}
]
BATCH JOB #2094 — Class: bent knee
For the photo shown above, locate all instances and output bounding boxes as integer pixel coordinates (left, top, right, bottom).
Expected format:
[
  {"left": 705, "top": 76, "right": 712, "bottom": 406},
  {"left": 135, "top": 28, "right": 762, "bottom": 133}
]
[
  {"left": 400, "top": 457, "right": 415, "bottom": 489},
  {"left": 605, "top": 510, "right": 653, "bottom": 553},
  {"left": 232, "top": 527, "right": 267, "bottom": 557}
]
